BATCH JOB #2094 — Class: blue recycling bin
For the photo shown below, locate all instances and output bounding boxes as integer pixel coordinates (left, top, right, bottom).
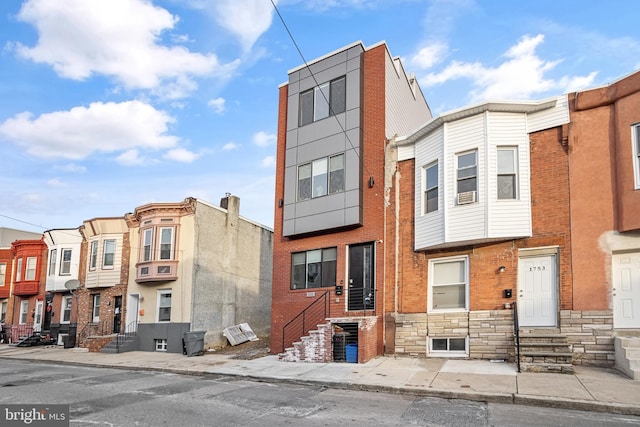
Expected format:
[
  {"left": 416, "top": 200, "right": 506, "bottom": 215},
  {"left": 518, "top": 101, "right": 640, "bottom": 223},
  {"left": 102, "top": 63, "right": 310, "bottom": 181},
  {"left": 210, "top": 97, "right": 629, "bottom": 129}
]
[{"left": 345, "top": 343, "right": 358, "bottom": 363}]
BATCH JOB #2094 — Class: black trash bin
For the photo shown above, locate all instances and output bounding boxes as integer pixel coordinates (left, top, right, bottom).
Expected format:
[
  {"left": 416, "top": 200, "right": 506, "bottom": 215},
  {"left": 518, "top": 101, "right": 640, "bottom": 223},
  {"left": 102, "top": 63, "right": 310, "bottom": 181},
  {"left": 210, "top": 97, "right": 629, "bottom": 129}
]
[{"left": 182, "top": 331, "right": 205, "bottom": 357}]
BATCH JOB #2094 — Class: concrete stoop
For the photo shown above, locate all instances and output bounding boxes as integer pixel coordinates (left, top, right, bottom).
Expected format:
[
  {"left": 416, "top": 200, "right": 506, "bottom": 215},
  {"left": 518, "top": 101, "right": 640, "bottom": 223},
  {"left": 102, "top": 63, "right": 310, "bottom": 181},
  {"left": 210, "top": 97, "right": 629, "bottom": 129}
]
[
  {"left": 278, "top": 322, "right": 332, "bottom": 362},
  {"left": 518, "top": 331, "right": 574, "bottom": 374},
  {"left": 615, "top": 336, "right": 640, "bottom": 380}
]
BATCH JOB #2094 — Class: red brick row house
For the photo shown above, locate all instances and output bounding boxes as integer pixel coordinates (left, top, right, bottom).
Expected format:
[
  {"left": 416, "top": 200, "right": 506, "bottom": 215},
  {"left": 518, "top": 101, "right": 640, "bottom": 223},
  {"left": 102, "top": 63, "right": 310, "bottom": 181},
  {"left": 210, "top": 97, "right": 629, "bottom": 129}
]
[{"left": 271, "top": 41, "right": 640, "bottom": 376}]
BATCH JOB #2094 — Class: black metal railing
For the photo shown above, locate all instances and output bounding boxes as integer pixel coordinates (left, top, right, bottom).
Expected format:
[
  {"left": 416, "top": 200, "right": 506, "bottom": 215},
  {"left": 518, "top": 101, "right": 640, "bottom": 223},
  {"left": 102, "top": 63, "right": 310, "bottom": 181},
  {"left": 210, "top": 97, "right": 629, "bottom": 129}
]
[
  {"left": 513, "top": 301, "right": 521, "bottom": 373},
  {"left": 116, "top": 321, "right": 138, "bottom": 352},
  {"left": 281, "top": 290, "right": 330, "bottom": 353}
]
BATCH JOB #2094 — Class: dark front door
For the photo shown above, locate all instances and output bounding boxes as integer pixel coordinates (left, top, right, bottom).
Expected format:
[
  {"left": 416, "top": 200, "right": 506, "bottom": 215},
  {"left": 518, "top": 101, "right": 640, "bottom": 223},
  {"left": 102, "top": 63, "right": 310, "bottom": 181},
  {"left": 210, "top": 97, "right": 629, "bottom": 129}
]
[
  {"left": 112, "top": 296, "right": 122, "bottom": 334},
  {"left": 348, "top": 243, "right": 375, "bottom": 311}
]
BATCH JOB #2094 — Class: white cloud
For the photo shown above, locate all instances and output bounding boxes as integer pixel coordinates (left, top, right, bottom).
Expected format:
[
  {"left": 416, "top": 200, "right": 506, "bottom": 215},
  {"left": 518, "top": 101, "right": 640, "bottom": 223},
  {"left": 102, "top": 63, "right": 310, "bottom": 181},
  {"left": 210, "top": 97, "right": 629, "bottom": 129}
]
[
  {"left": 208, "top": 97, "right": 226, "bottom": 114},
  {"left": 211, "top": 0, "right": 277, "bottom": 51},
  {"left": 55, "top": 163, "right": 87, "bottom": 173},
  {"left": 47, "top": 178, "right": 67, "bottom": 187},
  {"left": 222, "top": 142, "right": 240, "bottom": 151},
  {"left": 408, "top": 42, "right": 448, "bottom": 70},
  {"left": 116, "top": 149, "right": 146, "bottom": 166},
  {"left": 252, "top": 131, "right": 276, "bottom": 147},
  {"left": 163, "top": 148, "right": 199, "bottom": 163},
  {"left": 261, "top": 156, "right": 276, "bottom": 168},
  {"left": 0, "top": 100, "right": 179, "bottom": 160},
  {"left": 14, "top": 0, "right": 239, "bottom": 99},
  {"left": 422, "top": 34, "right": 598, "bottom": 103}
]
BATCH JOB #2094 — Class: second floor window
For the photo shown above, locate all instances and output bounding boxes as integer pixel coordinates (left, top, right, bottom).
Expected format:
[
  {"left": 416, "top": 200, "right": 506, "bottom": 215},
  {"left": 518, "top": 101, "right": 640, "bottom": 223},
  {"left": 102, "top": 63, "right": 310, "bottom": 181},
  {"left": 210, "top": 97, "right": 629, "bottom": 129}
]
[
  {"left": 424, "top": 162, "right": 439, "bottom": 214},
  {"left": 297, "top": 153, "right": 345, "bottom": 201},
  {"left": 299, "top": 76, "right": 346, "bottom": 126},
  {"left": 60, "top": 249, "right": 72, "bottom": 275},
  {"left": 497, "top": 147, "right": 518, "bottom": 199},
  {"left": 89, "top": 241, "right": 98, "bottom": 270},
  {"left": 25, "top": 257, "right": 37, "bottom": 281},
  {"left": 291, "top": 247, "right": 337, "bottom": 290},
  {"left": 48, "top": 249, "right": 57, "bottom": 276},
  {"left": 456, "top": 150, "right": 477, "bottom": 203},
  {"left": 103, "top": 240, "right": 115, "bottom": 268}
]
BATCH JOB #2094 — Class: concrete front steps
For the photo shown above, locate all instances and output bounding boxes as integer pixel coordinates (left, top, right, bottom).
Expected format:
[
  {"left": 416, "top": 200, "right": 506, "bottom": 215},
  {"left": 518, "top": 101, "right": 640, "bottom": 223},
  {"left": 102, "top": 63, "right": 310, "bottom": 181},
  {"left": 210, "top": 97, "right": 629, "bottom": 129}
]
[
  {"left": 518, "top": 329, "right": 574, "bottom": 374},
  {"left": 615, "top": 336, "right": 640, "bottom": 380},
  {"left": 278, "top": 322, "right": 332, "bottom": 363}
]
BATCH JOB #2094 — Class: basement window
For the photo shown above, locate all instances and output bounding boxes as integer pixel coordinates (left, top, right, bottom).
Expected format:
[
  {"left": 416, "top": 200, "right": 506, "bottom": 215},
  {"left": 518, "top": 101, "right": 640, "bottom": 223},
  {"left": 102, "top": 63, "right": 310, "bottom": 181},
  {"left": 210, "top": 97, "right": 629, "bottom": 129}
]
[{"left": 428, "top": 336, "right": 468, "bottom": 357}]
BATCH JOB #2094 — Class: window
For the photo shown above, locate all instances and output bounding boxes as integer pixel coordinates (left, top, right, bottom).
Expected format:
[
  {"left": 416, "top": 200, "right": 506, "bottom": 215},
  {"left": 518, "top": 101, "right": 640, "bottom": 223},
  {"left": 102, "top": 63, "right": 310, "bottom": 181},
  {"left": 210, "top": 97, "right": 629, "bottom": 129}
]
[
  {"left": 91, "top": 294, "right": 100, "bottom": 323},
  {"left": 155, "top": 338, "right": 167, "bottom": 352},
  {"left": 142, "top": 228, "right": 153, "bottom": 262},
  {"left": 298, "top": 154, "right": 345, "bottom": 201},
  {"left": 48, "top": 249, "right": 57, "bottom": 276},
  {"left": 89, "top": 241, "right": 98, "bottom": 270},
  {"left": 0, "top": 262, "right": 6, "bottom": 287},
  {"left": 456, "top": 150, "right": 477, "bottom": 201},
  {"left": 429, "top": 256, "right": 468, "bottom": 311},
  {"left": 497, "top": 147, "right": 517, "bottom": 199},
  {"left": 103, "top": 240, "right": 115, "bottom": 268},
  {"left": 61, "top": 296, "right": 72, "bottom": 323},
  {"left": 16, "top": 258, "right": 22, "bottom": 282},
  {"left": 429, "top": 337, "right": 468, "bottom": 356},
  {"left": 291, "top": 247, "right": 337, "bottom": 290},
  {"left": 60, "top": 249, "right": 72, "bottom": 275},
  {"left": 424, "top": 162, "right": 438, "bottom": 214},
  {"left": 633, "top": 124, "right": 640, "bottom": 188},
  {"left": 159, "top": 228, "right": 174, "bottom": 260},
  {"left": 25, "top": 257, "right": 37, "bottom": 281},
  {"left": 299, "top": 76, "right": 346, "bottom": 126},
  {"left": 158, "top": 290, "right": 171, "bottom": 322},
  {"left": 19, "top": 300, "right": 28, "bottom": 324}
]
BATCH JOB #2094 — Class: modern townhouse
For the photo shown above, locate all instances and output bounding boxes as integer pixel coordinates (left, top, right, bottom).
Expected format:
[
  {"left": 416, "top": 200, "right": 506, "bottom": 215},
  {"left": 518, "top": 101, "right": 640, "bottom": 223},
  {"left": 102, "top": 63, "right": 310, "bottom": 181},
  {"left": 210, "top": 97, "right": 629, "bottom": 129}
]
[
  {"left": 124, "top": 195, "right": 272, "bottom": 354},
  {"left": 271, "top": 41, "right": 432, "bottom": 363},
  {"left": 43, "top": 228, "right": 83, "bottom": 347}
]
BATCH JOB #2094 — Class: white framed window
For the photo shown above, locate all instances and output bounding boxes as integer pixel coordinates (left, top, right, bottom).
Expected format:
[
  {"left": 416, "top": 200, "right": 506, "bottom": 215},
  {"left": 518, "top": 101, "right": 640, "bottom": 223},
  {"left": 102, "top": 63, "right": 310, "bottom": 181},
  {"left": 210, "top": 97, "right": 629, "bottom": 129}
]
[
  {"left": 299, "top": 76, "right": 346, "bottom": 126},
  {"left": 456, "top": 150, "right": 478, "bottom": 203},
  {"left": 16, "top": 258, "right": 22, "bottom": 282},
  {"left": 60, "top": 249, "right": 72, "bottom": 275},
  {"left": 103, "top": 240, "right": 115, "bottom": 269},
  {"left": 429, "top": 256, "right": 469, "bottom": 312},
  {"left": 424, "top": 161, "right": 438, "bottom": 214},
  {"left": 159, "top": 228, "right": 174, "bottom": 260},
  {"left": 89, "top": 241, "right": 98, "bottom": 270},
  {"left": 297, "top": 153, "right": 345, "bottom": 201},
  {"left": 142, "top": 228, "right": 153, "bottom": 262},
  {"left": 25, "top": 257, "right": 37, "bottom": 281},
  {"left": 91, "top": 294, "right": 100, "bottom": 323},
  {"left": 19, "top": 300, "right": 29, "bottom": 324},
  {"left": 497, "top": 147, "right": 518, "bottom": 199},
  {"left": 633, "top": 124, "right": 640, "bottom": 189},
  {"left": 48, "top": 249, "right": 57, "bottom": 276},
  {"left": 428, "top": 336, "right": 468, "bottom": 357},
  {"left": 61, "top": 295, "right": 72, "bottom": 323},
  {"left": 155, "top": 338, "right": 167, "bottom": 352},
  {"left": 0, "top": 262, "right": 6, "bottom": 287},
  {"left": 158, "top": 290, "right": 172, "bottom": 322}
]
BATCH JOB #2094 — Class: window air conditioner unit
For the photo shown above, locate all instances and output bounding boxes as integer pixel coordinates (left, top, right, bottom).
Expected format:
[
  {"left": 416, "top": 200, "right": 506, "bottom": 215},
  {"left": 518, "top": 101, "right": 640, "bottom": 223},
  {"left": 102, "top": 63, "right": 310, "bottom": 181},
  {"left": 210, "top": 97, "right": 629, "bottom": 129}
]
[{"left": 457, "top": 191, "right": 477, "bottom": 205}]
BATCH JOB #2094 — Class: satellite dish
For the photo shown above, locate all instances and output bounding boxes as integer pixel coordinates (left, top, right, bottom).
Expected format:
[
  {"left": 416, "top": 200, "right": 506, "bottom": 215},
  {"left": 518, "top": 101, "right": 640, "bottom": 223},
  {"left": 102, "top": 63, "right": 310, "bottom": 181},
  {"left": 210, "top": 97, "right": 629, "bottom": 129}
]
[{"left": 64, "top": 279, "right": 80, "bottom": 290}]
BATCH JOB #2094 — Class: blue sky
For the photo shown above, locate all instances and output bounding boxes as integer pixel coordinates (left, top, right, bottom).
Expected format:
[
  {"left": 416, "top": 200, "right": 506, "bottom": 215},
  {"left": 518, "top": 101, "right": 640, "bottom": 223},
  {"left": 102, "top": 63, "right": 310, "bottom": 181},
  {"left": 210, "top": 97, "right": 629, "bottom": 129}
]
[{"left": 1, "top": 0, "right": 639, "bottom": 233}]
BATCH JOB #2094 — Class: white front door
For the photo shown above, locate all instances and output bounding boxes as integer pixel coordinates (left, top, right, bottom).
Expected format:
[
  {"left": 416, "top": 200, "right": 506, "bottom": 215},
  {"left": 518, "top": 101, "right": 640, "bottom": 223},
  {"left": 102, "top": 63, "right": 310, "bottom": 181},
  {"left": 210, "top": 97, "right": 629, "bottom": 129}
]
[
  {"left": 34, "top": 300, "right": 43, "bottom": 332},
  {"left": 613, "top": 252, "right": 640, "bottom": 329},
  {"left": 518, "top": 254, "right": 557, "bottom": 327}
]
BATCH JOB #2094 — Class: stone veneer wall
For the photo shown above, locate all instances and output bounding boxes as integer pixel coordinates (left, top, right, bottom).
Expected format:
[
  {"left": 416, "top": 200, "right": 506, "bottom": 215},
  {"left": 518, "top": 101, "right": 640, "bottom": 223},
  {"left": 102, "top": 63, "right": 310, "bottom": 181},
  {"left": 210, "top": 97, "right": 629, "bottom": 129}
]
[
  {"left": 469, "top": 310, "right": 515, "bottom": 361},
  {"left": 560, "top": 309, "right": 615, "bottom": 367}
]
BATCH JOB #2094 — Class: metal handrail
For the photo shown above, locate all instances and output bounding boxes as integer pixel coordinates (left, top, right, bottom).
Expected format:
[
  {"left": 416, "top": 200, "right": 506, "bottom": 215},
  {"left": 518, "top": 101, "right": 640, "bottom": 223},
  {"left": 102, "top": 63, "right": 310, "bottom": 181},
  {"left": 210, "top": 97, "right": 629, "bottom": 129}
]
[
  {"left": 281, "top": 290, "right": 330, "bottom": 352},
  {"left": 513, "top": 301, "right": 521, "bottom": 373}
]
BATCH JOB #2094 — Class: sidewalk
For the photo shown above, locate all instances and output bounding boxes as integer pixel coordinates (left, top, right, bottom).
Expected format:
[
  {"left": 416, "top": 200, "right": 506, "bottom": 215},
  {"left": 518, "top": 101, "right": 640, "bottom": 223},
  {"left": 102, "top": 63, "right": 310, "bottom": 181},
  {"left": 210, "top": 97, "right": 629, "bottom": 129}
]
[{"left": 1, "top": 344, "right": 639, "bottom": 416}]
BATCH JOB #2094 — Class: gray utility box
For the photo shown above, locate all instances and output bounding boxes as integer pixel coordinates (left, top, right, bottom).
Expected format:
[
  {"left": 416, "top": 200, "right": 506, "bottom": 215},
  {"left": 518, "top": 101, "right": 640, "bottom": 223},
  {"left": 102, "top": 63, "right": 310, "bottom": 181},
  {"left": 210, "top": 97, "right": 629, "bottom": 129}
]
[{"left": 182, "top": 331, "right": 205, "bottom": 357}]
